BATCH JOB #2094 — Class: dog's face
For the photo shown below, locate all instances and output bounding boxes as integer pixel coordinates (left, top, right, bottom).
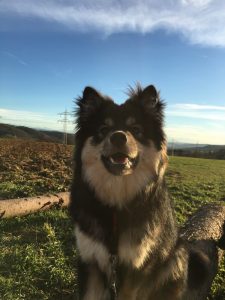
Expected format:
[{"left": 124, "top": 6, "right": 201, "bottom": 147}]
[
  {"left": 99, "top": 126, "right": 139, "bottom": 176},
  {"left": 75, "top": 84, "right": 167, "bottom": 206}
]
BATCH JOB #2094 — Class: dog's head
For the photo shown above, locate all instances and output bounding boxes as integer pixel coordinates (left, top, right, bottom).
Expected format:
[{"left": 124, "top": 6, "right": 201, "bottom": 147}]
[{"left": 75, "top": 84, "right": 167, "bottom": 206}]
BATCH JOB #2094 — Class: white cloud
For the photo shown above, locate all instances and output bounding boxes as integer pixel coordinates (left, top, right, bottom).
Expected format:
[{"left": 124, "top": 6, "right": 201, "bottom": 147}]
[
  {"left": 173, "top": 103, "right": 225, "bottom": 111},
  {"left": 165, "top": 103, "right": 225, "bottom": 144},
  {"left": 0, "top": 0, "right": 225, "bottom": 47},
  {"left": 181, "top": 0, "right": 213, "bottom": 7},
  {"left": 0, "top": 108, "right": 74, "bottom": 132},
  {"left": 167, "top": 103, "right": 225, "bottom": 121}
]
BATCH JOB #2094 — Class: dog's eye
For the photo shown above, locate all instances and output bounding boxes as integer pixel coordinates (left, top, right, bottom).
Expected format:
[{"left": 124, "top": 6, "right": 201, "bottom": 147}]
[
  {"left": 98, "top": 125, "right": 110, "bottom": 136},
  {"left": 131, "top": 125, "right": 143, "bottom": 136}
]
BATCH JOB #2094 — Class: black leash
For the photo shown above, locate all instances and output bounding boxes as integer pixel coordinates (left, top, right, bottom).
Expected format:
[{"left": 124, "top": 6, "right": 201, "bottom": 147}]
[
  {"left": 109, "top": 254, "right": 118, "bottom": 299},
  {"left": 110, "top": 210, "right": 119, "bottom": 299}
]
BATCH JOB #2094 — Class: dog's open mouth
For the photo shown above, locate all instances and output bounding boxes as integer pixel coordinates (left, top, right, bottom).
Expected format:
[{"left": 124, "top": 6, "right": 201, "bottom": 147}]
[
  {"left": 101, "top": 153, "right": 139, "bottom": 175},
  {"left": 110, "top": 153, "right": 130, "bottom": 165}
]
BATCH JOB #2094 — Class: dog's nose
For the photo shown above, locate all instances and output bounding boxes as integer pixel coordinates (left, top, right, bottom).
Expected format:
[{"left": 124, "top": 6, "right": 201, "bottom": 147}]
[{"left": 110, "top": 131, "right": 127, "bottom": 147}]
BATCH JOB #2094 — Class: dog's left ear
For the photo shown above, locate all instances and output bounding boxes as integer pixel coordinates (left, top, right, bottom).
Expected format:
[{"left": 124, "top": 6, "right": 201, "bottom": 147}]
[{"left": 141, "top": 85, "right": 159, "bottom": 110}]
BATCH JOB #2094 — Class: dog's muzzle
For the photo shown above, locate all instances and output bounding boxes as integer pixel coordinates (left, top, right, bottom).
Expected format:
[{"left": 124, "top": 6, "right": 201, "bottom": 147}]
[{"left": 101, "top": 131, "right": 139, "bottom": 176}]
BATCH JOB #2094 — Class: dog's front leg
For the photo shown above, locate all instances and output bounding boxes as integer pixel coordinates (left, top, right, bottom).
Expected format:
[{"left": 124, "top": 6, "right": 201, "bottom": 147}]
[
  {"left": 77, "top": 260, "right": 111, "bottom": 300},
  {"left": 75, "top": 225, "right": 112, "bottom": 299}
]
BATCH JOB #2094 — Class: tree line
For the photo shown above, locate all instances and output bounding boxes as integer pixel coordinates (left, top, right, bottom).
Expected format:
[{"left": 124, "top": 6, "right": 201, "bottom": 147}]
[{"left": 168, "top": 148, "right": 225, "bottom": 160}]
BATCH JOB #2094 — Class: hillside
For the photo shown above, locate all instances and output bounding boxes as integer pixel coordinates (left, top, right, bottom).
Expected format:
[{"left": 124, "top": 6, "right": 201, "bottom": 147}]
[
  {"left": 0, "top": 123, "right": 74, "bottom": 144},
  {"left": 168, "top": 142, "right": 225, "bottom": 159}
]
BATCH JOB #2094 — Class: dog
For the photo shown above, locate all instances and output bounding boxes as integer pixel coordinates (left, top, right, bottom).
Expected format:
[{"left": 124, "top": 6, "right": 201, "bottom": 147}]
[{"left": 69, "top": 84, "right": 225, "bottom": 300}]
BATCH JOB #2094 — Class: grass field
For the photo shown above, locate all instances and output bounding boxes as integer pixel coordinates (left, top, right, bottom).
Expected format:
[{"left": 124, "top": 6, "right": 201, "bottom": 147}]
[{"left": 0, "top": 140, "right": 225, "bottom": 299}]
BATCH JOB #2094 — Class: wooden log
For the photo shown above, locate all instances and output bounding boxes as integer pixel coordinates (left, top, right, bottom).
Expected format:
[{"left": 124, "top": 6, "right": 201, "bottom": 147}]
[
  {"left": 180, "top": 203, "right": 225, "bottom": 299},
  {"left": 181, "top": 203, "right": 225, "bottom": 243},
  {"left": 0, "top": 192, "right": 70, "bottom": 219}
]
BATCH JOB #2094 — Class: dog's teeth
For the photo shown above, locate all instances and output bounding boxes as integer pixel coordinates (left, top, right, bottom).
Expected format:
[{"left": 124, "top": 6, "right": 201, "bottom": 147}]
[
  {"left": 110, "top": 157, "right": 116, "bottom": 164},
  {"left": 110, "top": 156, "right": 129, "bottom": 165},
  {"left": 110, "top": 157, "right": 120, "bottom": 164},
  {"left": 125, "top": 160, "right": 131, "bottom": 168}
]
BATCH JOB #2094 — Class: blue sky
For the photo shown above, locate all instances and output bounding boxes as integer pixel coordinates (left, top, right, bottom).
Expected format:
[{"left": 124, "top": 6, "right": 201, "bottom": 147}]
[{"left": 0, "top": 0, "right": 225, "bottom": 144}]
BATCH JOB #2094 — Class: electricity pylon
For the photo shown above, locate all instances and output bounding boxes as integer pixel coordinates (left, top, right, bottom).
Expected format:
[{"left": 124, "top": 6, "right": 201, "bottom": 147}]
[{"left": 58, "top": 110, "right": 73, "bottom": 145}]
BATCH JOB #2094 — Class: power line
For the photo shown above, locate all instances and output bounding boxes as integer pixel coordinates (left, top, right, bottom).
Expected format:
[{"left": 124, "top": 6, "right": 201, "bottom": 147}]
[{"left": 58, "top": 110, "right": 73, "bottom": 145}]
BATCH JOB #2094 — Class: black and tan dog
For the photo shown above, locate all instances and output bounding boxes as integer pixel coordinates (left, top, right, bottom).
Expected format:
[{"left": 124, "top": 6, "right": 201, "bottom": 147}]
[{"left": 69, "top": 84, "right": 225, "bottom": 300}]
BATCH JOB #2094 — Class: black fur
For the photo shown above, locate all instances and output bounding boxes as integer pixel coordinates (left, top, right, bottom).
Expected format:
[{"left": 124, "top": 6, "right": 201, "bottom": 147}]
[{"left": 69, "top": 84, "right": 225, "bottom": 300}]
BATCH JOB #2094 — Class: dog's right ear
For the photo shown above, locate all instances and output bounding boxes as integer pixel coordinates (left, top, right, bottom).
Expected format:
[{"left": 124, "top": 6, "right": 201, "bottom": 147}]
[
  {"left": 77, "top": 86, "right": 104, "bottom": 120},
  {"left": 83, "top": 86, "right": 101, "bottom": 103},
  {"left": 141, "top": 85, "right": 159, "bottom": 110}
]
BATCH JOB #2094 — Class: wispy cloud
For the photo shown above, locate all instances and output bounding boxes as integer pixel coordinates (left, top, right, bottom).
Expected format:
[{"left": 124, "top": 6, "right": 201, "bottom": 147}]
[
  {"left": 1, "top": 51, "right": 28, "bottom": 66},
  {"left": 166, "top": 102, "right": 225, "bottom": 144},
  {"left": 173, "top": 103, "right": 225, "bottom": 111},
  {"left": 0, "top": 0, "right": 225, "bottom": 47},
  {"left": 0, "top": 108, "right": 74, "bottom": 132},
  {"left": 167, "top": 103, "right": 225, "bottom": 121}
]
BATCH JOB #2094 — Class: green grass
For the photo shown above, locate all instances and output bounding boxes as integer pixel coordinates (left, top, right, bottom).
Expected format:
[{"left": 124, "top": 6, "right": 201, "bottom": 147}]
[
  {"left": 167, "top": 157, "right": 225, "bottom": 300},
  {"left": 0, "top": 209, "right": 77, "bottom": 300},
  {"left": 167, "top": 157, "right": 225, "bottom": 224},
  {"left": 0, "top": 154, "right": 225, "bottom": 299}
]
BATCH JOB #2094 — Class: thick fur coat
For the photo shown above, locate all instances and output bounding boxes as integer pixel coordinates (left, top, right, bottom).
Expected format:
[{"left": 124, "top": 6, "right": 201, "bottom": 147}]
[{"left": 69, "top": 85, "right": 225, "bottom": 300}]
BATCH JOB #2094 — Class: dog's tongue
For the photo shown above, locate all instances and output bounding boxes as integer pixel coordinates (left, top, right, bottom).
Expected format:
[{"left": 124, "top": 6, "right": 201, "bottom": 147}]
[{"left": 111, "top": 153, "right": 128, "bottom": 164}]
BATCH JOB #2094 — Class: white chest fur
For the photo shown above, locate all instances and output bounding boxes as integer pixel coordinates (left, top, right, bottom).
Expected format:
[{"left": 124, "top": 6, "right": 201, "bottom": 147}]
[{"left": 75, "top": 225, "right": 158, "bottom": 271}]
